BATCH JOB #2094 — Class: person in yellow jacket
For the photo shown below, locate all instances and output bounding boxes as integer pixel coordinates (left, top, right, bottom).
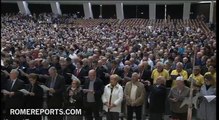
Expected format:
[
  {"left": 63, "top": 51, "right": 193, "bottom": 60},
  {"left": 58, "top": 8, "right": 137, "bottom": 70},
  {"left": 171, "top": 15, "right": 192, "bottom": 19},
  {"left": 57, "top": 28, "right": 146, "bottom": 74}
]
[
  {"left": 204, "top": 65, "right": 216, "bottom": 84},
  {"left": 170, "top": 62, "right": 188, "bottom": 87},
  {"left": 188, "top": 66, "right": 204, "bottom": 88},
  {"left": 151, "top": 62, "right": 170, "bottom": 84}
]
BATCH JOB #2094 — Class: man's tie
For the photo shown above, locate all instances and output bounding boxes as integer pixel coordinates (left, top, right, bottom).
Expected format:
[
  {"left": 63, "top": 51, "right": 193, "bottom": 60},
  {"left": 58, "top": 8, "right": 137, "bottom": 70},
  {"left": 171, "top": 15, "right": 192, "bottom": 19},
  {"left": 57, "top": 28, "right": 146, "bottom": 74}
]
[
  {"left": 29, "top": 85, "right": 34, "bottom": 92},
  {"left": 108, "top": 86, "right": 114, "bottom": 112},
  {"left": 50, "top": 77, "right": 56, "bottom": 88},
  {"left": 10, "top": 80, "right": 15, "bottom": 91},
  {"left": 76, "top": 69, "right": 80, "bottom": 76},
  {"left": 111, "top": 68, "right": 115, "bottom": 75}
]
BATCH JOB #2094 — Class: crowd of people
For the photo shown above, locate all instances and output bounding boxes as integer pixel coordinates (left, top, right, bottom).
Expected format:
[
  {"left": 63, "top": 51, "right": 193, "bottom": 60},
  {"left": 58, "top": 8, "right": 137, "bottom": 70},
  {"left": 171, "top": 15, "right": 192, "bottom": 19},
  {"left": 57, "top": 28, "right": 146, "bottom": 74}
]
[{"left": 1, "top": 12, "right": 216, "bottom": 120}]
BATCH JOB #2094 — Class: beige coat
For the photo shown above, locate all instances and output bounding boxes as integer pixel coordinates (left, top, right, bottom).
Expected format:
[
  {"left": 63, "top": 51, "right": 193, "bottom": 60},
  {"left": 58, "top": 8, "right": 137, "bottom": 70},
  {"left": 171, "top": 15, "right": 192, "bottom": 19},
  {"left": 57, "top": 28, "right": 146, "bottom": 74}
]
[{"left": 124, "top": 81, "right": 146, "bottom": 106}]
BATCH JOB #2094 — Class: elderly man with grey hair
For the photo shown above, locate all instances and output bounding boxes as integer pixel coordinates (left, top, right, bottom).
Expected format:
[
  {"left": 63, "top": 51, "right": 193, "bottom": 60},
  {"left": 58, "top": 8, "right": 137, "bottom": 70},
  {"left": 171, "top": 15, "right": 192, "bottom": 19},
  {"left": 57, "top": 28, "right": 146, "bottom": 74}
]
[
  {"left": 168, "top": 76, "right": 190, "bottom": 120},
  {"left": 124, "top": 72, "right": 146, "bottom": 120},
  {"left": 44, "top": 67, "right": 65, "bottom": 120},
  {"left": 2, "top": 69, "right": 25, "bottom": 120}
]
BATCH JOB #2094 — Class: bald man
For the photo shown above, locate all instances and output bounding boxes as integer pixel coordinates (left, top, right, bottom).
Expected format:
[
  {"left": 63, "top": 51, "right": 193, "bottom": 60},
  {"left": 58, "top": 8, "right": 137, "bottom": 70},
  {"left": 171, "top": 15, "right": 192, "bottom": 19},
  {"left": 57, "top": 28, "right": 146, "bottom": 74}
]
[{"left": 83, "top": 69, "right": 104, "bottom": 120}]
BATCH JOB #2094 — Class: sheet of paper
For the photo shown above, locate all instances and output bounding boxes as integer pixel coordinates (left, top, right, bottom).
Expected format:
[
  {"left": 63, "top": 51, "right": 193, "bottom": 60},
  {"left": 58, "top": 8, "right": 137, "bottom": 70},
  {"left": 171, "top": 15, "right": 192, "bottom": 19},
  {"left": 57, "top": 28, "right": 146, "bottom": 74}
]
[
  {"left": 71, "top": 74, "right": 79, "bottom": 81},
  {"left": 204, "top": 95, "right": 216, "bottom": 102},
  {"left": 40, "top": 85, "right": 50, "bottom": 91},
  {"left": 1, "top": 89, "right": 10, "bottom": 94},
  {"left": 19, "top": 89, "right": 30, "bottom": 95}
]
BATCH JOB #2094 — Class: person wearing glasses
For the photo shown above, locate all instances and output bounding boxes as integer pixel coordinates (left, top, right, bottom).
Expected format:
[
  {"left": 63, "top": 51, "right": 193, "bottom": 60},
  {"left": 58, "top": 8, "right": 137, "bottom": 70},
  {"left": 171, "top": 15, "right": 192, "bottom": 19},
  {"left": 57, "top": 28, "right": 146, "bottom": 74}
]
[{"left": 64, "top": 79, "right": 83, "bottom": 120}]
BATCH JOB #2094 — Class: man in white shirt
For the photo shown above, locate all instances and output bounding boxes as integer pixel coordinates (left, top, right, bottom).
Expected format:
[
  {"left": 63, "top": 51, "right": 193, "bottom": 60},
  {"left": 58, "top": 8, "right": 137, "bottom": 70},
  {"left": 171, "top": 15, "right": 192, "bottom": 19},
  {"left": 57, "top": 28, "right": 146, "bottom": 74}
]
[
  {"left": 124, "top": 72, "right": 146, "bottom": 120},
  {"left": 102, "top": 74, "right": 123, "bottom": 120}
]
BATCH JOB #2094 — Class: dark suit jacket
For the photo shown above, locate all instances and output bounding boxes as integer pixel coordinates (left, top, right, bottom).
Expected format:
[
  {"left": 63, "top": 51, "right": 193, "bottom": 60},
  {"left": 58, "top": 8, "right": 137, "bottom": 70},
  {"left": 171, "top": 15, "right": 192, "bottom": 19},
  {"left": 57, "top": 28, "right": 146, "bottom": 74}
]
[
  {"left": 121, "top": 70, "right": 133, "bottom": 85},
  {"left": 83, "top": 65, "right": 90, "bottom": 75},
  {"left": 64, "top": 87, "right": 83, "bottom": 109},
  {"left": 45, "top": 75, "right": 65, "bottom": 108},
  {"left": 138, "top": 69, "right": 152, "bottom": 83},
  {"left": 83, "top": 78, "right": 104, "bottom": 103},
  {"left": 137, "top": 69, "right": 152, "bottom": 91},
  {"left": 109, "top": 67, "right": 123, "bottom": 77},
  {"left": 74, "top": 68, "right": 88, "bottom": 85},
  {"left": 96, "top": 66, "right": 108, "bottom": 85},
  {"left": 58, "top": 67, "right": 74, "bottom": 85},
  {"left": 3, "top": 79, "right": 25, "bottom": 109},
  {"left": 24, "top": 83, "right": 44, "bottom": 108},
  {"left": 149, "top": 84, "right": 167, "bottom": 113}
]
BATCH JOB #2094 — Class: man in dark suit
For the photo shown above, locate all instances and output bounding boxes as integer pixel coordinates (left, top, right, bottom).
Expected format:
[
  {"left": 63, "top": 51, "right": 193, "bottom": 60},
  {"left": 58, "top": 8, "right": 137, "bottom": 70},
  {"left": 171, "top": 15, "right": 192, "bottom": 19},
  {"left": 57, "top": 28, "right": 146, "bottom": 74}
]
[
  {"left": 149, "top": 76, "right": 167, "bottom": 120},
  {"left": 45, "top": 67, "right": 65, "bottom": 120},
  {"left": 82, "top": 58, "right": 91, "bottom": 75},
  {"left": 74, "top": 61, "right": 88, "bottom": 85},
  {"left": 59, "top": 59, "right": 74, "bottom": 85},
  {"left": 2, "top": 69, "right": 25, "bottom": 120},
  {"left": 83, "top": 69, "right": 104, "bottom": 120},
  {"left": 121, "top": 65, "right": 133, "bottom": 86},
  {"left": 92, "top": 60, "right": 108, "bottom": 85},
  {"left": 137, "top": 63, "right": 152, "bottom": 85},
  {"left": 107, "top": 60, "right": 123, "bottom": 79},
  {"left": 137, "top": 63, "right": 152, "bottom": 116},
  {"left": 24, "top": 73, "right": 44, "bottom": 120}
]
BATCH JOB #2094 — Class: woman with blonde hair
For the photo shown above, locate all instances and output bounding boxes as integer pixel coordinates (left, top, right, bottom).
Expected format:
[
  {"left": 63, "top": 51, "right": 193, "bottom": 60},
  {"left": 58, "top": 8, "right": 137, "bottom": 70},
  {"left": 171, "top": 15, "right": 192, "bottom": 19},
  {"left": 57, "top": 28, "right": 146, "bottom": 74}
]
[{"left": 64, "top": 79, "right": 83, "bottom": 120}]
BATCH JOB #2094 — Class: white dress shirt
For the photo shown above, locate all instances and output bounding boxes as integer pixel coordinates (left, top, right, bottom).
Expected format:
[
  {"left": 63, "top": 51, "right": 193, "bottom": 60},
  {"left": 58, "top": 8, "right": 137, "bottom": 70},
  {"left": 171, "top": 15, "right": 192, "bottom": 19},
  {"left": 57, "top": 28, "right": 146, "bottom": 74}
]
[{"left": 130, "top": 83, "right": 137, "bottom": 101}]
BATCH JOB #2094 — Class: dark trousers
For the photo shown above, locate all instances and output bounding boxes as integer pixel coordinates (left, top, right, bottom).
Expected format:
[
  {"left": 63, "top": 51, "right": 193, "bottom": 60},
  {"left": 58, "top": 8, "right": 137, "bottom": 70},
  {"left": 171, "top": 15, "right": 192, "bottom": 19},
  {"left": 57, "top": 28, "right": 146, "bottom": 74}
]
[
  {"left": 4, "top": 115, "right": 24, "bottom": 120},
  {"left": 47, "top": 100, "right": 63, "bottom": 120},
  {"left": 127, "top": 105, "right": 142, "bottom": 120},
  {"left": 149, "top": 113, "right": 163, "bottom": 120},
  {"left": 48, "top": 115, "right": 63, "bottom": 120},
  {"left": 106, "top": 112, "right": 119, "bottom": 120},
  {"left": 84, "top": 102, "right": 101, "bottom": 120},
  {"left": 25, "top": 115, "right": 42, "bottom": 120},
  {"left": 4, "top": 108, "right": 24, "bottom": 120},
  {"left": 171, "top": 112, "right": 187, "bottom": 120}
]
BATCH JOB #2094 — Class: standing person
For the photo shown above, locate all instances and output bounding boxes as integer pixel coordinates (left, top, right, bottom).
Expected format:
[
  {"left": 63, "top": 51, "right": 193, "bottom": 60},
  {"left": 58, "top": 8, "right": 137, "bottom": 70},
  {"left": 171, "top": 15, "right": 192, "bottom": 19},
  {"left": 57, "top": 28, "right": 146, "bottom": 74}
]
[
  {"left": 2, "top": 69, "right": 25, "bottom": 120},
  {"left": 83, "top": 69, "right": 104, "bottom": 120},
  {"left": 197, "top": 74, "right": 216, "bottom": 120},
  {"left": 45, "top": 67, "right": 65, "bottom": 120},
  {"left": 170, "top": 62, "right": 188, "bottom": 87},
  {"left": 151, "top": 62, "right": 170, "bottom": 84},
  {"left": 74, "top": 61, "right": 87, "bottom": 85},
  {"left": 124, "top": 72, "right": 146, "bottom": 120},
  {"left": 149, "top": 76, "right": 167, "bottom": 120},
  {"left": 64, "top": 79, "right": 83, "bottom": 120},
  {"left": 102, "top": 74, "right": 123, "bottom": 120},
  {"left": 188, "top": 66, "right": 204, "bottom": 89},
  {"left": 24, "top": 73, "right": 44, "bottom": 120},
  {"left": 168, "top": 76, "right": 190, "bottom": 120}
]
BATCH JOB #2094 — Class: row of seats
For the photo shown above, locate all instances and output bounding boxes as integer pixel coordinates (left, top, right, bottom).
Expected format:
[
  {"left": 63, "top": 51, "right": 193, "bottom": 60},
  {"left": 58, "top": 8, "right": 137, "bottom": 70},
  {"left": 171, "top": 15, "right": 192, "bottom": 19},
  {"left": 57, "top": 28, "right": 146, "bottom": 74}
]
[{"left": 70, "top": 18, "right": 210, "bottom": 33}]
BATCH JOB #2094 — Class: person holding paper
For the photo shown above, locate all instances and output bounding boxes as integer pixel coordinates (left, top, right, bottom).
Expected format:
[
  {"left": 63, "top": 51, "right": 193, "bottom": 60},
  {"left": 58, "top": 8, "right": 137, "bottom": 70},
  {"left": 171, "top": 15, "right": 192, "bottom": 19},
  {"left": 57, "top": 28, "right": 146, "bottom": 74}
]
[
  {"left": 45, "top": 67, "right": 65, "bottom": 120},
  {"left": 2, "top": 69, "right": 25, "bottom": 120},
  {"left": 197, "top": 74, "right": 216, "bottom": 120},
  {"left": 83, "top": 69, "right": 104, "bottom": 120},
  {"left": 168, "top": 76, "right": 190, "bottom": 120},
  {"left": 24, "top": 73, "right": 43, "bottom": 120},
  {"left": 102, "top": 74, "right": 123, "bottom": 120},
  {"left": 170, "top": 62, "right": 188, "bottom": 88}
]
